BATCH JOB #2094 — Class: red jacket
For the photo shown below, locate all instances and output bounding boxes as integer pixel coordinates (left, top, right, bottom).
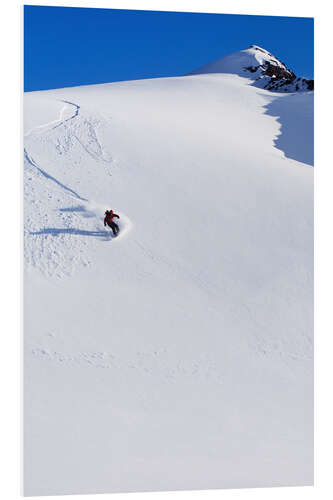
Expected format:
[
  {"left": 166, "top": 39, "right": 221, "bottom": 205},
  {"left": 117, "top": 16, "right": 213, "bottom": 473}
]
[{"left": 104, "top": 210, "right": 119, "bottom": 225}]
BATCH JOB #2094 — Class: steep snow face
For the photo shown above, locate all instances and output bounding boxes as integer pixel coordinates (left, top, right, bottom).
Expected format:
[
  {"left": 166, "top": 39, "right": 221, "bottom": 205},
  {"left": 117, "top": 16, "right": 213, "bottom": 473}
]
[
  {"left": 24, "top": 72, "right": 313, "bottom": 496},
  {"left": 191, "top": 45, "right": 314, "bottom": 92},
  {"left": 191, "top": 45, "right": 285, "bottom": 76}
]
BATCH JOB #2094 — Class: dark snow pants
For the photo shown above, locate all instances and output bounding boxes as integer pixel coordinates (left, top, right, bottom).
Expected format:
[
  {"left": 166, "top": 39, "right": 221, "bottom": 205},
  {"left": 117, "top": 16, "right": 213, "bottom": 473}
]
[{"left": 107, "top": 221, "right": 119, "bottom": 236}]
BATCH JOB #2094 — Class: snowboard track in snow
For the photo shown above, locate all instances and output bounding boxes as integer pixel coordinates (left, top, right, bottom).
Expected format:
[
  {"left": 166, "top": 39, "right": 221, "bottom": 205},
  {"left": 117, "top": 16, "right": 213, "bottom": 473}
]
[
  {"left": 24, "top": 147, "right": 87, "bottom": 202},
  {"left": 24, "top": 96, "right": 131, "bottom": 277},
  {"left": 52, "top": 100, "right": 80, "bottom": 130}
]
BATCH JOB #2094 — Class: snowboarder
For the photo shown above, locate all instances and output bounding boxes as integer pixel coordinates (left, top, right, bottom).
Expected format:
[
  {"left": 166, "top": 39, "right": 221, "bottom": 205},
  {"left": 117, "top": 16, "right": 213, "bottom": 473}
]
[{"left": 104, "top": 209, "right": 120, "bottom": 236}]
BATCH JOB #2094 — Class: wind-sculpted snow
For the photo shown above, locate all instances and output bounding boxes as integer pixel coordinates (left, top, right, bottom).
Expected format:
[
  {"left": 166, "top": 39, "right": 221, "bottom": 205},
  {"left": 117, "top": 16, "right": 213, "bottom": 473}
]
[
  {"left": 24, "top": 72, "right": 313, "bottom": 495},
  {"left": 264, "top": 92, "right": 314, "bottom": 166}
]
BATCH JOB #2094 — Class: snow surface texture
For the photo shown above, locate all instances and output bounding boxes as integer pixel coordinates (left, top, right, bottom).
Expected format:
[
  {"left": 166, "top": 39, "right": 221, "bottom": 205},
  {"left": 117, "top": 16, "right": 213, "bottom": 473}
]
[{"left": 24, "top": 48, "right": 313, "bottom": 495}]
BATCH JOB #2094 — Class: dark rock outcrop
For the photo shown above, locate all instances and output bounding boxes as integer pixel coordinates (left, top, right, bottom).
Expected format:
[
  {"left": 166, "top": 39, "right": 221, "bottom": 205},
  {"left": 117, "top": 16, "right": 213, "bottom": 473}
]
[{"left": 244, "top": 46, "right": 314, "bottom": 92}]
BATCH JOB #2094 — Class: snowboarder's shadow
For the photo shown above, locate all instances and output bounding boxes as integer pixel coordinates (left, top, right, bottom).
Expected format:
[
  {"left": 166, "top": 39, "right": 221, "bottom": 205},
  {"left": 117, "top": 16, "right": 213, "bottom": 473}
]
[
  {"left": 30, "top": 227, "right": 113, "bottom": 241},
  {"left": 58, "top": 205, "right": 95, "bottom": 218}
]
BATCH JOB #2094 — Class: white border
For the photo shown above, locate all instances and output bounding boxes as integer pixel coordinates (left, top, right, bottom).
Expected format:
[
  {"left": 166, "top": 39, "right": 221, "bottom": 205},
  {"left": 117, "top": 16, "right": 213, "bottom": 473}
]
[
  {"left": 12, "top": 0, "right": 316, "bottom": 17},
  {"left": 1, "top": 1, "right": 332, "bottom": 499}
]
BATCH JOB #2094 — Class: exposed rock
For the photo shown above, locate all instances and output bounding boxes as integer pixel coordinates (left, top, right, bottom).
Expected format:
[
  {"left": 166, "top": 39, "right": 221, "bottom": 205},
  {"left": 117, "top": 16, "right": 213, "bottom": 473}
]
[
  {"left": 243, "top": 46, "right": 313, "bottom": 93},
  {"left": 191, "top": 45, "right": 313, "bottom": 94}
]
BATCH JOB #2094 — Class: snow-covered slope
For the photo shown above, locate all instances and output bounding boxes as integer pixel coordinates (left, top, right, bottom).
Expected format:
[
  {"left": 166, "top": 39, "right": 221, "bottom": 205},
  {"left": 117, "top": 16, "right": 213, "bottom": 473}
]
[
  {"left": 191, "top": 45, "right": 314, "bottom": 92},
  {"left": 24, "top": 64, "right": 313, "bottom": 495}
]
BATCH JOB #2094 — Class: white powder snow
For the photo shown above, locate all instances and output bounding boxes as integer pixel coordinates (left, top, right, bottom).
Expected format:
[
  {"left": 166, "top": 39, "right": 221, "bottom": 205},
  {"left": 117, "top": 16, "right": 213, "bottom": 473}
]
[{"left": 24, "top": 55, "right": 313, "bottom": 495}]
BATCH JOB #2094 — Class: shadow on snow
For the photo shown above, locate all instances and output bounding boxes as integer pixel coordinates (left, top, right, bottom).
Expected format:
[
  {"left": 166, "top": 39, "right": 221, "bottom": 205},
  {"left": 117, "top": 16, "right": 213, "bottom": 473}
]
[
  {"left": 30, "top": 228, "right": 112, "bottom": 240},
  {"left": 263, "top": 93, "right": 314, "bottom": 167},
  {"left": 24, "top": 148, "right": 87, "bottom": 201},
  {"left": 58, "top": 205, "right": 95, "bottom": 218}
]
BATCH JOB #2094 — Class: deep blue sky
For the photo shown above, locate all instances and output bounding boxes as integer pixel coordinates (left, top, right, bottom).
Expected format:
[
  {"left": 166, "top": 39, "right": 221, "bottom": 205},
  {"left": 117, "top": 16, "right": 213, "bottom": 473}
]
[{"left": 24, "top": 5, "right": 314, "bottom": 92}]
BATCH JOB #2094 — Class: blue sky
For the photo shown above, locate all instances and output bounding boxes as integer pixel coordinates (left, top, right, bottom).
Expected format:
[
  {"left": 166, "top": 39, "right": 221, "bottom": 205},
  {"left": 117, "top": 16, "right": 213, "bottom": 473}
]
[{"left": 24, "top": 6, "right": 314, "bottom": 92}]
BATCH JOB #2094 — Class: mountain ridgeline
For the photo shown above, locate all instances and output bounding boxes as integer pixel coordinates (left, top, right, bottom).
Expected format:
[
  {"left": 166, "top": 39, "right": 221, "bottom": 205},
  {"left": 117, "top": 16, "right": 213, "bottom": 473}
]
[{"left": 191, "top": 45, "right": 314, "bottom": 93}]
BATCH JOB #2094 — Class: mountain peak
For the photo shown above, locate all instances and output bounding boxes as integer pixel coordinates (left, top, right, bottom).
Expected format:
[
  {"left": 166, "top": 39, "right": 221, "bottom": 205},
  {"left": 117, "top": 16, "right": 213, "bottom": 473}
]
[{"left": 190, "top": 45, "right": 314, "bottom": 93}]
